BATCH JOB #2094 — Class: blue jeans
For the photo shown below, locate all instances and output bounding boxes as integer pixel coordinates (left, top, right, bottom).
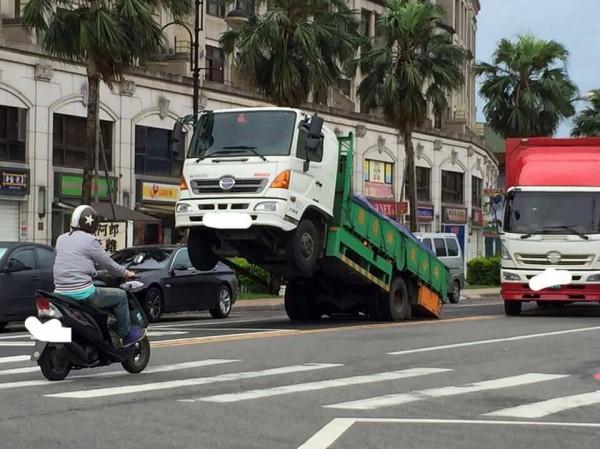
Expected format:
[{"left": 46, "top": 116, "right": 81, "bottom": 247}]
[{"left": 81, "top": 287, "right": 131, "bottom": 338}]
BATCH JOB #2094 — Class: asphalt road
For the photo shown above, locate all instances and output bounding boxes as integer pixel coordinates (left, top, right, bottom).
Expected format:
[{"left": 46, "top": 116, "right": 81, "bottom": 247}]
[{"left": 2, "top": 297, "right": 600, "bottom": 449}]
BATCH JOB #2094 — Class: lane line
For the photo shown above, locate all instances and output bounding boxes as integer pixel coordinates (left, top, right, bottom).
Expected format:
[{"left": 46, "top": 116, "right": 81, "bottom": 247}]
[
  {"left": 0, "top": 379, "right": 69, "bottom": 390},
  {"left": 46, "top": 363, "right": 343, "bottom": 399},
  {"left": 388, "top": 325, "right": 600, "bottom": 356},
  {"left": 297, "top": 417, "right": 600, "bottom": 449},
  {"left": 0, "top": 355, "right": 30, "bottom": 364},
  {"left": 0, "top": 366, "right": 39, "bottom": 376},
  {"left": 192, "top": 367, "right": 452, "bottom": 403},
  {"left": 0, "top": 333, "right": 32, "bottom": 340},
  {"left": 485, "top": 390, "right": 600, "bottom": 418},
  {"left": 151, "top": 315, "right": 500, "bottom": 348},
  {"left": 150, "top": 317, "right": 289, "bottom": 329},
  {"left": 324, "top": 373, "right": 568, "bottom": 410},
  {"left": 0, "top": 342, "right": 34, "bottom": 347}
]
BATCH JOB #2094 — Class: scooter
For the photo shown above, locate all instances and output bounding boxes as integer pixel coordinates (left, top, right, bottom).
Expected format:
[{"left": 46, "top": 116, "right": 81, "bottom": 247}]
[{"left": 29, "top": 279, "right": 151, "bottom": 381}]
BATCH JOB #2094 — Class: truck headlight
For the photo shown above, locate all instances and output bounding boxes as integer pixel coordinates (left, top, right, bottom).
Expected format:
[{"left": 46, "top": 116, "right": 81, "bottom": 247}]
[
  {"left": 176, "top": 203, "right": 193, "bottom": 213},
  {"left": 587, "top": 274, "right": 600, "bottom": 282},
  {"left": 501, "top": 245, "right": 511, "bottom": 260},
  {"left": 254, "top": 202, "right": 278, "bottom": 212},
  {"left": 503, "top": 272, "right": 520, "bottom": 281}
]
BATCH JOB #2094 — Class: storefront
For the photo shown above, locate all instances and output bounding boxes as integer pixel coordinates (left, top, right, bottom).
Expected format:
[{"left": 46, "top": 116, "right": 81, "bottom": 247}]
[
  {"left": 470, "top": 208, "right": 484, "bottom": 259},
  {"left": 0, "top": 166, "right": 29, "bottom": 241},
  {"left": 134, "top": 180, "right": 184, "bottom": 245},
  {"left": 51, "top": 172, "right": 118, "bottom": 245},
  {"left": 404, "top": 204, "right": 435, "bottom": 232}
]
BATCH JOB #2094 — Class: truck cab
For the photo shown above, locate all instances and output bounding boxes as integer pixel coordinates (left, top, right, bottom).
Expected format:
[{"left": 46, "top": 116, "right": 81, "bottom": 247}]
[{"left": 173, "top": 107, "right": 338, "bottom": 279}]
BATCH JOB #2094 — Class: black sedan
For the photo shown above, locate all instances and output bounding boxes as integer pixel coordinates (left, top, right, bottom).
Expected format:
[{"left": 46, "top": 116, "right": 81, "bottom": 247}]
[
  {"left": 0, "top": 242, "right": 56, "bottom": 330},
  {"left": 103, "top": 245, "right": 239, "bottom": 322}
]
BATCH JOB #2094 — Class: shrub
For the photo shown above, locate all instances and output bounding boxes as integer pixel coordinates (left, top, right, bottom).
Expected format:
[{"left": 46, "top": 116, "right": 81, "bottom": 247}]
[
  {"left": 466, "top": 256, "right": 500, "bottom": 286},
  {"left": 228, "top": 257, "right": 270, "bottom": 294}
]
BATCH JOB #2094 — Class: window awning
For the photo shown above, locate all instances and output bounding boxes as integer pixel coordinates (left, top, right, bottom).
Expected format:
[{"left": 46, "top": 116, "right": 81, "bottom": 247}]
[{"left": 91, "top": 201, "right": 161, "bottom": 223}]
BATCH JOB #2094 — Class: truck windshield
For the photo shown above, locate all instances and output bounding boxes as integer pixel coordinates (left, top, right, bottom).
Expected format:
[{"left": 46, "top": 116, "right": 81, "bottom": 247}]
[
  {"left": 187, "top": 110, "right": 297, "bottom": 159},
  {"left": 504, "top": 191, "right": 600, "bottom": 235}
]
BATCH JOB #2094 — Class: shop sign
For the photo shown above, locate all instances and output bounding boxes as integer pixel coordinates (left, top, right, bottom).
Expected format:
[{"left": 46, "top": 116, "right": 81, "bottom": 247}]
[
  {"left": 472, "top": 208, "right": 483, "bottom": 227},
  {"left": 368, "top": 199, "right": 400, "bottom": 217},
  {"left": 0, "top": 167, "right": 29, "bottom": 196},
  {"left": 443, "top": 206, "right": 467, "bottom": 224},
  {"left": 404, "top": 205, "right": 434, "bottom": 223},
  {"left": 364, "top": 181, "right": 394, "bottom": 199},
  {"left": 57, "top": 173, "right": 116, "bottom": 199},
  {"left": 96, "top": 221, "right": 127, "bottom": 254},
  {"left": 141, "top": 182, "right": 180, "bottom": 203}
]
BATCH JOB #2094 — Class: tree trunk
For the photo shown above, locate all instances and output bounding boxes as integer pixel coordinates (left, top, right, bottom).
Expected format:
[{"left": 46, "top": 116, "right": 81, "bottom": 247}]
[
  {"left": 82, "top": 61, "right": 101, "bottom": 205},
  {"left": 404, "top": 128, "right": 419, "bottom": 233}
]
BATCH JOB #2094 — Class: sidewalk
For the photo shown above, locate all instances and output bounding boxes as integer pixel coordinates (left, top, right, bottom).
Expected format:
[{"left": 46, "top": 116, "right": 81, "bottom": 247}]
[{"left": 234, "top": 286, "right": 501, "bottom": 309}]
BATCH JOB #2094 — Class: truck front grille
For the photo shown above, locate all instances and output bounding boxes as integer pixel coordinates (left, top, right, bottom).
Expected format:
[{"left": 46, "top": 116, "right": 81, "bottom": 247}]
[
  {"left": 515, "top": 254, "right": 594, "bottom": 267},
  {"left": 191, "top": 178, "right": 267, "bottom": 194}
]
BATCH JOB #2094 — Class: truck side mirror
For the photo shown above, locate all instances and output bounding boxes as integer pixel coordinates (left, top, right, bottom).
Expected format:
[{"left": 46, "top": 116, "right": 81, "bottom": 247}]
[
  {"left": 308, "top": 115, "right": 324, "bottom": 138},
  {"left": 170, "top": 121, "right": 184, "bottom": 159}
]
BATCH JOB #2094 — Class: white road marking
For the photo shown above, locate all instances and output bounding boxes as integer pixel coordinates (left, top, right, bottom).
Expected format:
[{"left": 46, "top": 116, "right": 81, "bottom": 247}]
[
  {"left": 297, "top": 418, "right": 600, "bottom": 449},
  {"left": 0, "top": 379, "right": 69, "bottom": 390},
  {"left": 155, "top": 330, "right": 295, "bottom": 344},
  {"left": 146, "top": 331, "right": 188, "bottom": 337},
  {"left": 0, "top": 366, "right": 39, "bottom": 376},
  {"left": 324, "top": 373, "right": 568, "bottom": 410},
  {"left": 485, "top": 390, "right": 600, "bottom": 418},
  {"left": 0, "top": 333, "right": 32, "bottom": 340},
  {"left": 0, "top": 342, "right": 34, "bottom": 347},
  {"left": 195, "top": 367, "right": 452, "bottom": 403},
  {"left": 47, "top": 363, "right": 342, "bottom": 399},
  {"left": 0, "top": 355, "right": 30, "bottom": 364},
  {"left": 150, "top": 317, "right": 288, "bottom": 329},
  {"left": 388, "top": 325, "right": 600, "bottom": 356}
]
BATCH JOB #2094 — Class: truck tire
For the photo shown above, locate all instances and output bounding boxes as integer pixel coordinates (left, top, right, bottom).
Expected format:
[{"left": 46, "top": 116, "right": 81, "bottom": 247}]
[
  {"left": 379, "top": 276, "right": 411, "bottom": 321},
  {"left": 188, "top": 228, "right": 219, "bottom": 271},
  {"left": 504, "top": 300, "right": 522, "bottom": 316},
  {"left": 286, "top": 219, "right": 320, "bottom": 277},
  {"left": 284, "top": 282, "right": 322, "bottom": 321}
]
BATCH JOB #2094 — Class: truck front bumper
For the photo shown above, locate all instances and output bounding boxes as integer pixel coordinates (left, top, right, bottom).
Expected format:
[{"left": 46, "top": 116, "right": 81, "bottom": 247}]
[
  {"left": 501, "top": 268, "right": 600, "bottom": 301},
  {"left": 175, "top": 198, "right": 297, "bottom": 232}
]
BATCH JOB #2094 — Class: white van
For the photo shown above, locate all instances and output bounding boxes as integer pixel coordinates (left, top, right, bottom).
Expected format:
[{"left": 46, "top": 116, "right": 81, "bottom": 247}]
[{"left": 414, "top": 232, "right": 464, "bottom": 304}]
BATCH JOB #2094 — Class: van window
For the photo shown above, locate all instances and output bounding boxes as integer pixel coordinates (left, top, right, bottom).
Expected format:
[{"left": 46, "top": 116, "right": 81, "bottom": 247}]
[
  {"left": 421, "top": 238, "right": 433, "bottom": 250},
  {"left": 433, "top": 238, "right": 447, "bottom": 257},
  {"left": 445, "top": 238, "right": 459, "bottom": 257}
]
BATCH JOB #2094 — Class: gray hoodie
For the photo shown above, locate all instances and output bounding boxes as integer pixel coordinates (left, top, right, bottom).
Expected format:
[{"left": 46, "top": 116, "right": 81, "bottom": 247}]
[{"left": 53, "top": 230, "right": 127, "bottom": 299}]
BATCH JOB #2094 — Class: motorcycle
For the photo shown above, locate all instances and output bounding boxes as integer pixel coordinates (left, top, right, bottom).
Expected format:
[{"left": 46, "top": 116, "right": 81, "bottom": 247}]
[{"left": 29, "top": 278, "right": 151, "bottom": 381}]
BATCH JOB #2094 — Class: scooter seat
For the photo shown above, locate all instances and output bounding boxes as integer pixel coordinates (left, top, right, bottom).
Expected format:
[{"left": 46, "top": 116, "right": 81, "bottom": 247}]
[{"left": 36, "top": 290, "right": 116, "bottom": 320}]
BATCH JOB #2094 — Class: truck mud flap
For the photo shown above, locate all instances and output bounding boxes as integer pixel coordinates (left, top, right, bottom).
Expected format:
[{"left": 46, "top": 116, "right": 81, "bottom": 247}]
[{"left": 411, "top": 284, "right": 443, "bottom": 319}]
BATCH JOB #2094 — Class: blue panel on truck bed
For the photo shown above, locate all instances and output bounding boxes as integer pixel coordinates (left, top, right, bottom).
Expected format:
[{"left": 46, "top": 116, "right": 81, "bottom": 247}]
[{"left": 350, "top": 195, "right": 436, "bottom": 256}]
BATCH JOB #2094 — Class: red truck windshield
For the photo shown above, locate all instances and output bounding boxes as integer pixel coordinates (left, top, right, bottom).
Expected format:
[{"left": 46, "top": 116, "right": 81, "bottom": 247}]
[{"left": 504, "top": 191, "right": 600, "bottom": 235}]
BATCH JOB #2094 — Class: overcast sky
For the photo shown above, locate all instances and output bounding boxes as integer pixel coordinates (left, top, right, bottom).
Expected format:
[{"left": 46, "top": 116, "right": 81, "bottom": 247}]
[{"left": 475, "top": 0, "right": 598, "bottom": 137}]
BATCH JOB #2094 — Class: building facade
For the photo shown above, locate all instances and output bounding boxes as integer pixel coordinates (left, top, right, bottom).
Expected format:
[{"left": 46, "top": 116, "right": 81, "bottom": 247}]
[{"left": 0, "top": 0, "right": 497, "bottom": 264}]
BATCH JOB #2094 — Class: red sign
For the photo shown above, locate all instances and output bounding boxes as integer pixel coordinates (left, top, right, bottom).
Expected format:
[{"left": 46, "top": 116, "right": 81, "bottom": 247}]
[
  {"left": 369, "top": 200, "right": 399, "bottom": 217},
  {"left": 472, "top": 209, "right": 483, "bottom": 226}
]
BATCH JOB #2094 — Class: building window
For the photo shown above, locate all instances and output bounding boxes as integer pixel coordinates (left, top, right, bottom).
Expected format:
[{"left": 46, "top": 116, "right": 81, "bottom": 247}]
[
  {"left": 53, "top": 114, "right": 112, "bottom": 169},
  {"left": 135, "top": 125, "right": 183, "bottom": 178},
  {"left": 361, "top": 9, "right": 371, "bottom": 37},
  {"left": 338, "top": 78, "right": 351, "bottom": 97},
  {"left": 0, "top": 105, "right": 26, "bottom": 163},
  {"left": 404, "top": 166, "right": 431, "bottom": 202},
  {"left": 207, "top": 0, "right": 225, "bottom": 17},
  {"left": 205, "top": 45, "right": 224, "bottom": 83},
  {"left": 441, "top": 170, "right": 464, "bottom": 204},
  {"left": 471, "top": 175, "right": 483, "bottom": 208},
  {"left": 364, "top": 159, "right": 393, "bottom": 198}
]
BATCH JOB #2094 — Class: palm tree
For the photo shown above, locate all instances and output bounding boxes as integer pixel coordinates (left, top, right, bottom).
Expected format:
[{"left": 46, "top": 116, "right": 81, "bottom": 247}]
[
  {"left": 571, "top": 89, "right": 600, "bottom": 137},
  {"left": 352, "top": 0, "right": 468, "bottom": 232},
  {"left": 219, "top": 0, "right": 364, "bottom": 107},
  {"left": 22, "top": 0, "right": 193, "bottom": 205},
  {"left": 474, "top": 34, "right": 579, "bottom": 139}
]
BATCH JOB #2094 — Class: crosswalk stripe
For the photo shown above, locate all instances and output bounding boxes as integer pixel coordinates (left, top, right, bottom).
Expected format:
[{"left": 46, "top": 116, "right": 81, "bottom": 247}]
[
  {"left": 0, "top": 342, "right": 34, "bottom": 347},
  {"left": 0, "top": 379, "right": 69, "bottom": 390},
  {"left": 193, "top": 367, "right": 452, "bottom": 403},
  {"left": 0, "top": 355, "right": 30, "bottom": 364},
  {"left": 0, "top": 366, "right": 39, "bottom": 376},
  {"left": 485, "top": 390, "right": 600, "bottom": 418},
  {"left": 324, "top": 373, "right": 569, "bottom": 410},
  {"left": 45, "top": 363, "right": 342, "bottom": 399}
]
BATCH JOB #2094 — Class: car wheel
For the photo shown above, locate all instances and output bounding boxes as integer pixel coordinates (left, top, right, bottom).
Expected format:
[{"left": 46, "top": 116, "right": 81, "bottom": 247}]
[
  {"left": 210, "top": 285, "right": 232, "bottom": 319},
  {"left": 143, "top": 287, "right": 163, "bottom": 323},
  {"left": 0, "top": 322, "right": 7, "bottom": 331},
  {"left": 448, "top": 281, "right": 461, "bottom": 304}
]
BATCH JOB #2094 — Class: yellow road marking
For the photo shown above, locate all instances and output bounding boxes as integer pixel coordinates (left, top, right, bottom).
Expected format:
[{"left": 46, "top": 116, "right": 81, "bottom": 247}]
[{"left": 151, "top": 314, "right": 500, "bottom": 349}]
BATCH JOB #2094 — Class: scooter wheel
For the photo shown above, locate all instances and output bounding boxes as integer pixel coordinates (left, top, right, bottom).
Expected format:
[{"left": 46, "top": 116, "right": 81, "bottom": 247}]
[
  {"left": 38, "top": 346, "right": 71, "bottom": 381},
  {"left": 122, "top": 336, "right": 151, "bottom": 374}
]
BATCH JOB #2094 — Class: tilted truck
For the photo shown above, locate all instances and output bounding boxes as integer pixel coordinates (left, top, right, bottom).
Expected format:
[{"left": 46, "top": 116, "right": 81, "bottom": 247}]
[
  {"left": 499, "top": 137, "right": 600, "bottom": 316},
  {"left": 169, "top": 107, "right": 449, "bottom": 321}
]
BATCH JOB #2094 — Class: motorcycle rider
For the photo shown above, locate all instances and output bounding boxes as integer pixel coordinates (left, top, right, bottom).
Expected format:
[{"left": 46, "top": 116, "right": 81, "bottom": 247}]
[{"left": 53, "top": 204, "right": 146, "bottom": 347}]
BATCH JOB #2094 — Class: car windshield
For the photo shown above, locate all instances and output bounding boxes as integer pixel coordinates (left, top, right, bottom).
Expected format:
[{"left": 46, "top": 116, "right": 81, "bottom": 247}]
[
  {"left": 0, "top": 247, "right": 7, "bottom": 260},
  {"left": 504, "top": 191, "right": 600, "bottom": 235},
  {"left": 111, "top": 248, "right": 173, "bottom": 270},
  {"left": 187, "top": 110, "right": 297, "bottom": 159}
]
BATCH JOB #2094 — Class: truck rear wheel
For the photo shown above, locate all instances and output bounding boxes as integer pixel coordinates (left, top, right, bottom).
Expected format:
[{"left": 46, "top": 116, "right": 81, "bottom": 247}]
[
  {"left": 286, "top": 219, "right": 320, "bottom": 277},
  {"left": 379, "top": 276, "right": 411, "bottom": 321},
  {"left": 188, "top": 228, "right": 219, "bottom": 271},
  {"left": 284, "top": 282, "right": 322, "bottom": 321},
  {"left": 504, "top": 300, "right": 522, "bottom": 316}
]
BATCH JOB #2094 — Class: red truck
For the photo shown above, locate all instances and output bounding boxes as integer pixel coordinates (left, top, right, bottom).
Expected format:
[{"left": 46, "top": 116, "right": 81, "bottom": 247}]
[{"left": 499, "top": 137, "right": 600, "bottom": 316}]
